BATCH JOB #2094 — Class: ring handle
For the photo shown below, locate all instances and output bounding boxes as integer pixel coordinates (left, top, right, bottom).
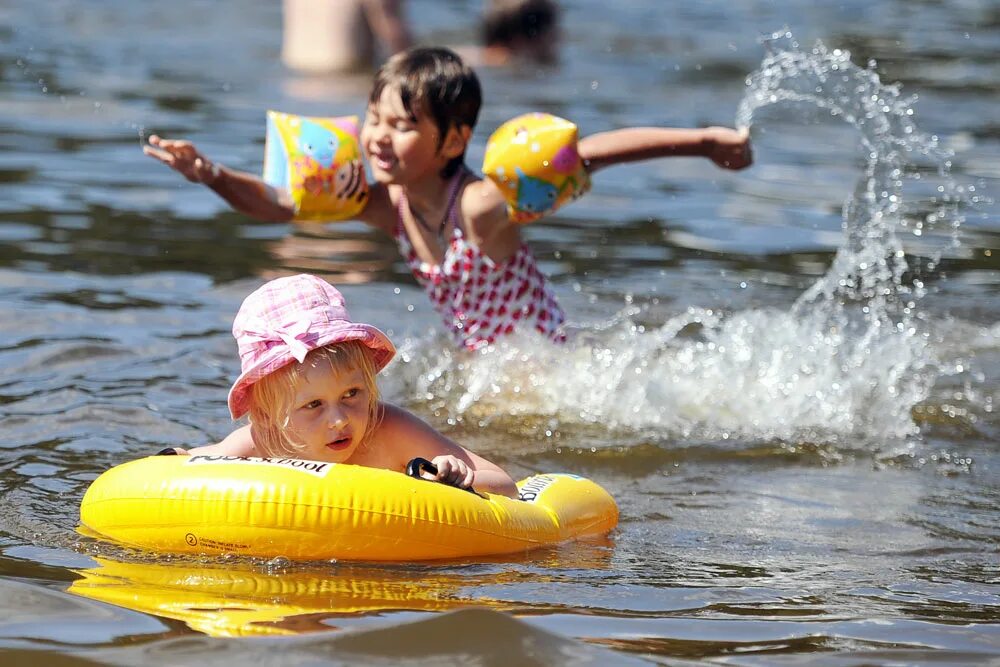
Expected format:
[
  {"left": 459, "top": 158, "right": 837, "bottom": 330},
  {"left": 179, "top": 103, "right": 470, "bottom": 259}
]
[
  {"left": 406, "top": 457, "right": 438, "bottom": 478},
  {"left": 405, "top": 457, "right": 479, "bottom": 495}
]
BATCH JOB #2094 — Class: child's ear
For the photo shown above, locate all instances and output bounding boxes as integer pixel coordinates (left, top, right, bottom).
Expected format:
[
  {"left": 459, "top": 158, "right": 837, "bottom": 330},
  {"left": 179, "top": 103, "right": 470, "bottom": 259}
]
[{"left": 441, "top": 125, "right": 472, "bottom": 159}]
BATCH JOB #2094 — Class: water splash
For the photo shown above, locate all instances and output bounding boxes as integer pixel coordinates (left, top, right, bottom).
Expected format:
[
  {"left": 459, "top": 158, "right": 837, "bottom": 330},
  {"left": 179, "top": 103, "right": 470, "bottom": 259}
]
[
  {"left": 737, "top": 30, "right": 961, "bottom": 312},
  {"left": 390, "top": 32, "right": 964, "bottom": 450}
]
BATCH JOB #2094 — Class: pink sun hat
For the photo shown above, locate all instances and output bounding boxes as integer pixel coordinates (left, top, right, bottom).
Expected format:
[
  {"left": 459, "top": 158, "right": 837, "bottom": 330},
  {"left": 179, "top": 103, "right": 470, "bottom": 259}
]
[{"left": 227, "top": 274, "right": 395, "bottom": 419}]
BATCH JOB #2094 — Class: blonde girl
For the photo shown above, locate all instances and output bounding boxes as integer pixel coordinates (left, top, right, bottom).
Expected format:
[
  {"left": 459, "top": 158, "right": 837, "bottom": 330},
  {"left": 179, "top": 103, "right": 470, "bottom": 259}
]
[{"left": 179, "top": 273, "right": 518, "bottom": 497}]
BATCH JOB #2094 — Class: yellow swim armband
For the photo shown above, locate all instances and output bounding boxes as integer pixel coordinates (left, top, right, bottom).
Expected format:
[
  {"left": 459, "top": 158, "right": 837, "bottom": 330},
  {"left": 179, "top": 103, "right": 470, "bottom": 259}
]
[
  {"left": 482, "top": 112, "right": 591, "bottom": 224},
  {"left": 262, "top": 110, "right": 369, "bottom": 221}
]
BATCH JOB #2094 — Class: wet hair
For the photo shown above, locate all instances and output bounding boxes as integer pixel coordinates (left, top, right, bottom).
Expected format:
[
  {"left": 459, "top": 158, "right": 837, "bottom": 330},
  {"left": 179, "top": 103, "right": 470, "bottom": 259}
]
[
  {"left": 369, "top": 46, "right": 482, "bottom": 178},
  {"left": 247, "top": 341, "right": 381, "bottom": 457},
  {"left": 481, "top": 0, "right": 558, "bottom": 49}
]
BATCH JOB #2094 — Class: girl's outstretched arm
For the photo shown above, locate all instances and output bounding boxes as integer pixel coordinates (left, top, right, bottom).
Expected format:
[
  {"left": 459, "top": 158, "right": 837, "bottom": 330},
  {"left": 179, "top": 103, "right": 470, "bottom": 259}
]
[
  {"left": 375, "top": 403, "right": 519, "bottom": 498},
  {"left": 180, "top": 425, "right": 257, "bottom": 457},
  {"left": 579, "top": 126, "right": 752, "bottom": 173},
  {"left": 144, "top": 135, "right": 396, "bottom": 232},
  {"left": 144, "top": 135, "right": 296, "bottom": 222}
]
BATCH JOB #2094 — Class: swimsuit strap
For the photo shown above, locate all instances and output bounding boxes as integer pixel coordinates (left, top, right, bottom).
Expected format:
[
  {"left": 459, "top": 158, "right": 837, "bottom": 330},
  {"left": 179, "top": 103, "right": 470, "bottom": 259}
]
[
  {"left": 442, "top": 166, "right": 470, "bottom": 236},
  {"left": 396, "top": 168, "right": 470, "bottom": 241}
]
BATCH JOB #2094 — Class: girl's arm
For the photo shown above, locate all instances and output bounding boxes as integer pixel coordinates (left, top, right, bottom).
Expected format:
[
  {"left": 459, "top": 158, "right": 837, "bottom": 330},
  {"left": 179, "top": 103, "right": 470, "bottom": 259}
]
[
  {"left": 144, "top": 135, "right": 296, "bottom": 222},
  {"left": 144, "top": 135, "right": 397, "bottom": 233},
  {"left": 579, "top": 126, "right": 752, "bottom": 173},
  {"left": 375, "top": 404, "right": 519, "bottom": 498},
  {"left": 459, "top": 178, "right": 522, "bottom": 256},
  {"left": 181, "top": 425, "right": 257, "bottom": 457}
]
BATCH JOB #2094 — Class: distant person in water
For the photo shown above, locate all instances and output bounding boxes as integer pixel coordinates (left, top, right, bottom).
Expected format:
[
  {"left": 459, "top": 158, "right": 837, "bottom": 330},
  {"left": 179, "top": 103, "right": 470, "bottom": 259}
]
[
  {"left": 282, "top": 0, "right": 556, "bottom": 73},
  {"left": 281, "top": 0, "right": 412, "bottom": 73},
  {"left": 144, "top": 47, "right": 751, "bottom": 351},
  {"left": 480, "top": 0, "right": 560, "bottom": 66}
]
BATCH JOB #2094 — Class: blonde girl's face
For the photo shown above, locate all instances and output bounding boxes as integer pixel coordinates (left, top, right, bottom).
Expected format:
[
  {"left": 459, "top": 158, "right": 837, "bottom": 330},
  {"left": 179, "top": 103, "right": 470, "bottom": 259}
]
[
  {"left": 284, "top": 360, "right": 373, "bottom": 464},
  {"left": 360, "top": 86, "right": 447, "bottom": 185}
]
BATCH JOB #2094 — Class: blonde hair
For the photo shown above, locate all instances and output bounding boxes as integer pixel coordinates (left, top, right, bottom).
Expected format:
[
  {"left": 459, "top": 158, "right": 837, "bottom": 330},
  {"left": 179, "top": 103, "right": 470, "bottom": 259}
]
[{"left": 247, "top": 341, "right": 381, "bottom": 457}]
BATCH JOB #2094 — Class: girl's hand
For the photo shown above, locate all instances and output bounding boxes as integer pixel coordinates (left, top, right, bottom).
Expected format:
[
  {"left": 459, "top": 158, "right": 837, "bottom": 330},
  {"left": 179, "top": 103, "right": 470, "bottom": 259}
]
[
  {"left": 429, "top": 455, "right": 476, "bottom": 490},
  {"left": 143, "top": 135, "right": 221, "bottom": 185},
  {"left": 706, "top": 127, "right": 752, "bottom": 170}
]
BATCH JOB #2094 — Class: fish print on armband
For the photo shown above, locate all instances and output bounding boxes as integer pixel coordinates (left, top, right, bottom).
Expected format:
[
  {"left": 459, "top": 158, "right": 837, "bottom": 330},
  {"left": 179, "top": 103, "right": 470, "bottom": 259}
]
[
  {"left": 514, "top": 167, "right": 559, "bottom": 216},
  {"left": 334, "top": 161, "right": 368, "bottom": 205},
  {"left": 291, "top": 120, "right": 343, "bottom": 197},
  {"left": 299, "top": 119, "right": 339, "bottom": 166}
]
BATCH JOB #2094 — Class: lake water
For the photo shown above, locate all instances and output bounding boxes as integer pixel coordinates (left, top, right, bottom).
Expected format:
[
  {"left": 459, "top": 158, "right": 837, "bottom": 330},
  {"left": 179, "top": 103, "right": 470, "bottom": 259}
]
[{"left": 1, "top": 1, "right": 998, "bottom": 664}]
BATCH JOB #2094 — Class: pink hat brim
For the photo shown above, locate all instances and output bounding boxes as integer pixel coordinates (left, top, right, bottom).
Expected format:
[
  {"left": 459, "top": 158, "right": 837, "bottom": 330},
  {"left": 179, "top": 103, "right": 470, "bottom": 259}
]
[{"left": 227, "top": 323, "right": 395, "bottom": 419}]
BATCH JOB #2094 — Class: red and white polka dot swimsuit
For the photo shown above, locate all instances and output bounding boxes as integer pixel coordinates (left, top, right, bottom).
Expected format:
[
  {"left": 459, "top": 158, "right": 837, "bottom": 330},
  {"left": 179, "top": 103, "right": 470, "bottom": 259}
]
[{"left": 394, "top": 173, "right": 566, "bottom": 350}]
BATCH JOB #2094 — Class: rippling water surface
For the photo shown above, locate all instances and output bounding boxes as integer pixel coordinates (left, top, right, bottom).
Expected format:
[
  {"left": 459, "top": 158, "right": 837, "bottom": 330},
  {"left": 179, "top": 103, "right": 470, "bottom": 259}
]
[{"left": 1, "top": 1, "right": 998, "bottom": 664}]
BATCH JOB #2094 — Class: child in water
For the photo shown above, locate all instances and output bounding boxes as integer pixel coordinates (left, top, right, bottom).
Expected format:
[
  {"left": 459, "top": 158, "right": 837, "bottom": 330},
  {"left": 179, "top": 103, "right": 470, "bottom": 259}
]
[
  {"left": 144, "top": 46, "right": 751, "bottom": 351},
  {"left": 176, "top": 273, "right": 518, "bottom": 498}
]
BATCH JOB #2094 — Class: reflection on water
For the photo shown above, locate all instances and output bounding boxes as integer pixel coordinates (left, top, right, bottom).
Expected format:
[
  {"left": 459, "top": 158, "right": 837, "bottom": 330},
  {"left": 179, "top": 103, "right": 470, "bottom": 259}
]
[
  {"left": 66, "top": 536, "right": 615, "bottom": 637},
  {"left": 69, "top": 558, "right": 483, "bottom": 637},
  {"left": 1, "top": 0, "right": 999, "bottom": 664},
  {"left": 263, "top": 228, "right": 397, "bottom": 284}
]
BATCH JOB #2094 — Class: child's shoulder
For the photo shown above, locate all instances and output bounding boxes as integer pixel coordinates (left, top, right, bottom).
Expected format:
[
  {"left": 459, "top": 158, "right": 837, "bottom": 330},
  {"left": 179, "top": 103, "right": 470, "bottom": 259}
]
[
  {"left": 359, "top": 403, "right": 434, "bottom": 468},
  {"left": 375, "top": 402, "right": 426, "bottom": 436},
  {"left": 459, "top": 174, "right": 508, "bottom": 228}
]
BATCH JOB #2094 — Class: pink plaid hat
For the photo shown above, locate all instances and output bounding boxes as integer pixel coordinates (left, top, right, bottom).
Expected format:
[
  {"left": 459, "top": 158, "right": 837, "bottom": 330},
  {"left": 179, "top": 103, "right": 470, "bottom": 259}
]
[{"left": 227, "top": 274, "right": 395, "bottom": 419}]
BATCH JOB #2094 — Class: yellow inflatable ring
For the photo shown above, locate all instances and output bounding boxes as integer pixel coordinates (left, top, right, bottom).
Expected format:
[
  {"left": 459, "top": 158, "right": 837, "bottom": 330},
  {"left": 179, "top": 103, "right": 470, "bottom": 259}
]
[{"left": 79, "top": 455, "right": 618, "bottom": 561}]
